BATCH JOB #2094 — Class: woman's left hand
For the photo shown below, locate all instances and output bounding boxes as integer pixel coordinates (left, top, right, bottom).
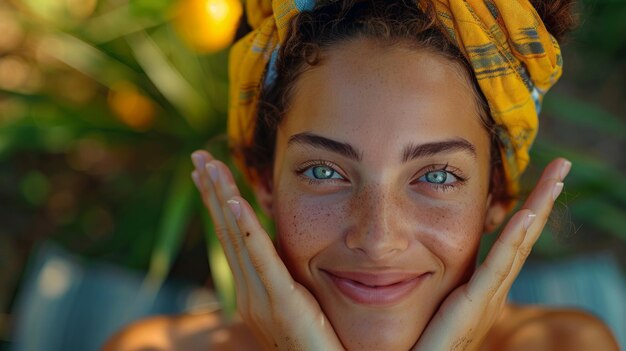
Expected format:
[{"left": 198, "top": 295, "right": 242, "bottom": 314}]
[{"left": 412, "top": 157, "right": 571, "bottom": 351}]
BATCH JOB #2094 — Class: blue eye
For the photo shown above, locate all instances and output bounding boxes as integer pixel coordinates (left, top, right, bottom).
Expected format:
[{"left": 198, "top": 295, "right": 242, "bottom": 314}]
[
  {"left": 303, "top": 165, "right": 344, "bottom": 180},
  {"left": 418, "top": 170, "right": 458, "bottom": 184}
]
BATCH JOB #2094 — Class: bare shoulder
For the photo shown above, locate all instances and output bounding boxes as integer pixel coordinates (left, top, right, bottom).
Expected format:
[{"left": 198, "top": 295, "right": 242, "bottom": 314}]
[
  {"left": 484, "top": 304, "right": 620, "bottom": 351},
  {"left": 101, "top": 310, "right": 261, "bottom": 351}
]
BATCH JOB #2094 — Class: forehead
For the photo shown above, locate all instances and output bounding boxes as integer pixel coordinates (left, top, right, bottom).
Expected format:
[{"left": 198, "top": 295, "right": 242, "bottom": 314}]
[{"left": 280, "top": 39, "right": 487, "bottom": 158}]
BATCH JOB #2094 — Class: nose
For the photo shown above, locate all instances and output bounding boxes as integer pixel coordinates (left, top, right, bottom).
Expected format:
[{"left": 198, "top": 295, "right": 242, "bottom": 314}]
[{"left": 345, "top": 185, "right": 410, "bottom": 261}]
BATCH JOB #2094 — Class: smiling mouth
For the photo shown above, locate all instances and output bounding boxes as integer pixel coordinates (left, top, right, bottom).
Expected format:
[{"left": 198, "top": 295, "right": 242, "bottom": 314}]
[{"left": 322, "top": 270, "right": 431, "bottom": 306}]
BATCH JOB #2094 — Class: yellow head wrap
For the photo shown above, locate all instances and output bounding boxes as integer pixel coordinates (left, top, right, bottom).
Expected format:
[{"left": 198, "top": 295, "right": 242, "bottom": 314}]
[{"left": 228, "top": 0, "right": 563, "bottom": 202}]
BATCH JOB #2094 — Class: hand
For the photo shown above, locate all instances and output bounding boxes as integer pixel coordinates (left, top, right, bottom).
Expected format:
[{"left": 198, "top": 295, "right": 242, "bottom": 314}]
[
  {"left": 190, "top": 151, "right": 345, "bottom": 351},
  {"left": 412, "top": 158, "right": 572, "bottom": 351}
]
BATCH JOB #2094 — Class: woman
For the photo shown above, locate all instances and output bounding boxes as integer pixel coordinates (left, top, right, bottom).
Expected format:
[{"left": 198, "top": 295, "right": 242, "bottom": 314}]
[{"left": 104, "top": 0, "right": 619, "bottom": 350}]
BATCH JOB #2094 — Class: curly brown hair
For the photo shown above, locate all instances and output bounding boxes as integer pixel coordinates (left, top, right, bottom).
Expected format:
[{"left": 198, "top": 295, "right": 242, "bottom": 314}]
[{"left": 238, "top": 0, "right": 577, "bottom": 204}]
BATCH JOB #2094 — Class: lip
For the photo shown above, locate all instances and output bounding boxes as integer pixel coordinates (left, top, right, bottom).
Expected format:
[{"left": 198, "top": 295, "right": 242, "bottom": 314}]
[{"left": 322, "top": 269, "right": 431, "bottom": 306}]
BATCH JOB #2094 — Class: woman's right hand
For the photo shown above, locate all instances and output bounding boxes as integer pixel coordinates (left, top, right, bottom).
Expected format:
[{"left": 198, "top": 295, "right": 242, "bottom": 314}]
[{"left": 191, "top": 151, "right": 345, "bottom": 351}]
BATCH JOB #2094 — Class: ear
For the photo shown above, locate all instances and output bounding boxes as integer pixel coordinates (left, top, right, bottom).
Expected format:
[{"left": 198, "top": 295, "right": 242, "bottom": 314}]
[
  {"left": 251, "top": 169, "right": 274, "bottom": 218},
  {"left": 483, "top": 193, "right": 508, "bottom": 233}
]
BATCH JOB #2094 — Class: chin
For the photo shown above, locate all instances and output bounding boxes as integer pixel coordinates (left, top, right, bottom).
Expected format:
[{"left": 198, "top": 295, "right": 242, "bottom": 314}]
[
  {"left": 335, "top": 321, "right": 421, "bottom": 351},
  {"left": 320, "top": 302, "right": 429, "bottom": 351}
]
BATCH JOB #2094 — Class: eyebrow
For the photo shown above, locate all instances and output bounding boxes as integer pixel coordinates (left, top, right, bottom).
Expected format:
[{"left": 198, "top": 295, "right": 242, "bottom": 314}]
[
  {"left": 287, "top": 132, "right": 476, "bottom": 163},
  {"left": 288, "top": 132, "right": 363, "bottom": 161},
  {"left": 401, "top": 138, "right": 476, "bottom": 162}
]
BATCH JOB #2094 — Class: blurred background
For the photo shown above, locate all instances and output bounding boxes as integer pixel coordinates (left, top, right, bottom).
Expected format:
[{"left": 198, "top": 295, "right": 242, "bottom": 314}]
[{"left": 0, "top": 0, "right": 624, "bottom": 350}]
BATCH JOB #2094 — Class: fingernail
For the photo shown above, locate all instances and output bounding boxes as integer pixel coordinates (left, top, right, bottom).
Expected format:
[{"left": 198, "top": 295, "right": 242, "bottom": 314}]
[
  {"left": 191, "top": 170, "right": 200, "bottom": 188},
  {"left": 206, "top": 163, "right": 218, "bottom": 182},
  {"left": 191, "top": 152, "right": 205, "bottom": 170},
  {"left": 552, "top": 182, "right": 564, "bottom": 200},
  {"left": 227, "top": 199, "right": 241, "bottom": 219},
  {"left": 524, "top": 212, "right": 537, "bottom": 231},
  {"left": 560, "top": 160, "right": 572, "bottom": 180}
]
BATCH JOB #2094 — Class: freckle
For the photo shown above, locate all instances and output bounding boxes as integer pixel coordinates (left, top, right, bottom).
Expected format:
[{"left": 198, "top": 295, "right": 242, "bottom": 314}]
[{"left": 245, "top": 232, "right": 250, "bottom": 237}]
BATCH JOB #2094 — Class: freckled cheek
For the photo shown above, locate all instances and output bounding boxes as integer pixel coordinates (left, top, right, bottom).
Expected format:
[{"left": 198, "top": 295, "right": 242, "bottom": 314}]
[
  {"left": 413, "top": 199, "right": 486, "bottom": 262},
  {"left": 274, "top": 191, "right": 348, "bottom": 277}
]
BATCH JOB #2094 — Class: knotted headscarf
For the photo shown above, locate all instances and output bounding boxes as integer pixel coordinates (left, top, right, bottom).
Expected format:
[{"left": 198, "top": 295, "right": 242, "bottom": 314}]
[{"left": 228, "top": 0, "right": 563, "bottom": 202}]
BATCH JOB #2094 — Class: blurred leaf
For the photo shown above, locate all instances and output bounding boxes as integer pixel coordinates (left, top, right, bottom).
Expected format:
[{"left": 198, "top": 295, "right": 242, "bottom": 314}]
[
  {"left": 532, "top": 140, "right": 626, "bottom": 206},
  {"left": 40, "top": 32, "right": 142, "bottom": 88},
  {"left": 544, "top": 93, "right": 626, "bottom": 141},
  {"left": 130, "top": 0, "right": 176, "bottom": 21},
  {"left": 126, "top": 31, "right": 210, "bottom": 130},
  {"left": 145, "top": 157, "right": 195, "bottom": 288},
  {"left": 154, "top": 25, "right": 217, "bottom": 110},
  {"left": 84, "top": 4, "right": 164, "bottom": 44},
  {"left": 569, "top": 197, "right": 626, "bottom": 241}
]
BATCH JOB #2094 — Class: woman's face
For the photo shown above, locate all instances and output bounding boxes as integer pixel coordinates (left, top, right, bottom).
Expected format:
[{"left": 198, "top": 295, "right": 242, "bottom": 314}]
[{"left": 262, "top": 39, "right": 497, "bottom": 350}]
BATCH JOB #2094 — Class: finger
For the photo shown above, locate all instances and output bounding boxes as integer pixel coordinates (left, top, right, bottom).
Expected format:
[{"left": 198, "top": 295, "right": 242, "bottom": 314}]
[
  {"left": 509, "top": 158, "right": 569, "bottom": 275},
  {"left": 226, "top": 195, "right": 296, "bottom": 302},
  {"left": 191, "top": 151, "right": 218, "bottom": 210},
  {"left": 191, "top": 150, "right": 215, "bottom": 170},
  {"left": 497, "top": 165, "right": 569, "bottom": 292},
  {"left": 208, "top": 160, "right": 248, "bottom": 260},
  {"left": 519, "top": 158, "right": 570, "bottom": 236},
  {"left": 470, "top": 159, "right": 570, "bottom": 301},
  {"left": 209, "top": 160, "right": 268, "bottom": 299},
  {"left": 467, "top": 209, "right": 535, "bottom": 301},
  {"left": 190, "top": 152, "right": 247, "bottom": 297}
]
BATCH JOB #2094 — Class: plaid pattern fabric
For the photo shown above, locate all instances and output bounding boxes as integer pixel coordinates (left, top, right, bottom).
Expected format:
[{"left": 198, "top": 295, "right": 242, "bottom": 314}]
[{"left": 228, "top": 0, "right": 563, "bottom": 200}]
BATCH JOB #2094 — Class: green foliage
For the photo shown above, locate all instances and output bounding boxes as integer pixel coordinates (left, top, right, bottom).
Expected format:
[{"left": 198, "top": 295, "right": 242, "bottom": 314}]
[
  {"left": 130, "top": 0, "right": 177, "bottom": 20},
  {"left": 0, "top": 0, "right": 241, "bottom": 311}
]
